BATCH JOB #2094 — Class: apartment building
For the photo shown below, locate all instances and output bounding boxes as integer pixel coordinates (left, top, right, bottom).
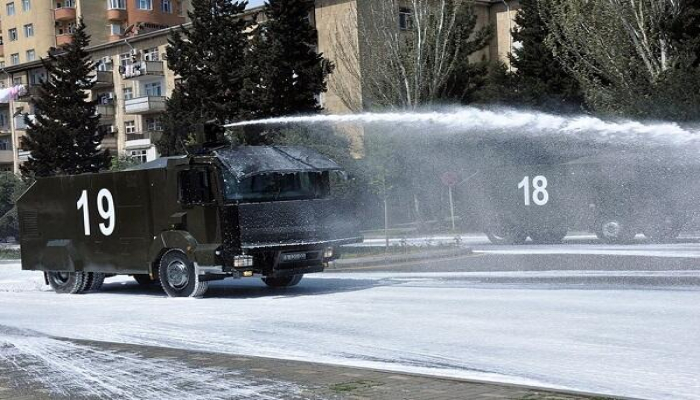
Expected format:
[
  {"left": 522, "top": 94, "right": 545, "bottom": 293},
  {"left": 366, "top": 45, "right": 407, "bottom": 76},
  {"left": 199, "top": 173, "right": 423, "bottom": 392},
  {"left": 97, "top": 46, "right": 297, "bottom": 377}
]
[
  {"left": 0, "top": 0, "right": 186, "bottom": 68},
  {"left": 0, "top": 0, "right": 519, "bottom": 173}
]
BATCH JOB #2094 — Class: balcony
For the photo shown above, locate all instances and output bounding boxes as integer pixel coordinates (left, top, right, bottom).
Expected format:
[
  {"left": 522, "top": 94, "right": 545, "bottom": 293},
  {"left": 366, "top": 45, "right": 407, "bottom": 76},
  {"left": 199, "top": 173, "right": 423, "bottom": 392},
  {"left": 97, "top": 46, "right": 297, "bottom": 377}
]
[
  {"left": 124, "top": 96, "right": 166, "bottom": 114},
  {"left": 96, "top": 104, "right": 115, "bottom": 120},
  {"left": 106, "top": 8, "right": 127, "bottom": 21},
  {"left": 92, "top": 71, "right": 114, "bottom": 88},
  {"left": 120, "top": 61, "right": 164, "bottom": 79},
  {"left": 14, "top": 114, "right": 36, "bottom": 130},
  {"left": 125, "top": 131, "right": 161, "bottom": 150},
  {"left": 18, "top": 85, "right": 41, "bottom": 101},
  {"left": 54, "top": 6, "right": 76, "bottom": 21},
  {"left": 18, "top": 150, "right": 30, "bottom": 162},
  {"left": 56, "top": 34, "right": 73, "bottom": 46}
]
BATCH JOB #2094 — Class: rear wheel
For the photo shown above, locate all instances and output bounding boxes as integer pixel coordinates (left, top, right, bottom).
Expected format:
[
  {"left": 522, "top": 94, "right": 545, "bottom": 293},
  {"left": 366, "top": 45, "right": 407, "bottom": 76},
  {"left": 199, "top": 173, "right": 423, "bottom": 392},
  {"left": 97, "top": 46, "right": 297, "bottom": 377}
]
[
  {"left": 158, "top": 250, "right": 208, "bottom": 298},
  {"left": 596, "top": 217, "right": 635, "bottom": 244},
  {"left": 485, "top": 225, "right": 527, "bottom": 245},
  {"left": 262, "top": 274, "right": 303, "bottom": 288},
  {"left": 83, "top": 272, "right": 106, "bottom": 292},
  {"left": 46, "top": 271, "right": 86, "bottom": 294}
]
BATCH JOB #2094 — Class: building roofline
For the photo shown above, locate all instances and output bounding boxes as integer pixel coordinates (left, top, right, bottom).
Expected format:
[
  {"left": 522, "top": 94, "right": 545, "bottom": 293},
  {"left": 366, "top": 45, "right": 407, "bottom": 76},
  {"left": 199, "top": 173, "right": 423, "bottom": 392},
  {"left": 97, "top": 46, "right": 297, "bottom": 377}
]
[{"left": 1, "top": 5, "right": 265, "bottom": 74}]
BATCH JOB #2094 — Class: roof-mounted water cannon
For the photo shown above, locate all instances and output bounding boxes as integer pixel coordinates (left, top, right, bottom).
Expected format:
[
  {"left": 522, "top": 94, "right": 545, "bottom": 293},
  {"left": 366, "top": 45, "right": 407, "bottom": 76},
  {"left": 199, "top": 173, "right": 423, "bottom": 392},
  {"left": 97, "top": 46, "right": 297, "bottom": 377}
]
[{"left": 186, "top": 120, "right": 230, "bottom": 154}]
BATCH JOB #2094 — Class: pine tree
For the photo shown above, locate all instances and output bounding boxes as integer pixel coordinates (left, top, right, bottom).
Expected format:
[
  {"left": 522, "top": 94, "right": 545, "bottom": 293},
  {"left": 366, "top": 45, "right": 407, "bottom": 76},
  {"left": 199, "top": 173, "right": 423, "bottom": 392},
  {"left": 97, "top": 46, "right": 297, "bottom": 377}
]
[
  {"left": 243, "top": 0, "right": 333, "bottom": 121},
  {"left": 20, "top": 20, "right": 110, "bottom": 177},
  {"left": 159, "top": 0, "right": 252, "bottom": 156},
  {"left": 509, "top": 0, "right": 583, "bottom": 113}
]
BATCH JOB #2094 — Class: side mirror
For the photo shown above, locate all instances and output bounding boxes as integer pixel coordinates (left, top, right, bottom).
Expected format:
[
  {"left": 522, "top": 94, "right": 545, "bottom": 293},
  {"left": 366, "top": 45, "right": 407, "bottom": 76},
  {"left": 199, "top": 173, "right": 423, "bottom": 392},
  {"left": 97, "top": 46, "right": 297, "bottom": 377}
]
[{"left": 179, "top": 169, "right": 214, "bottom": 205}]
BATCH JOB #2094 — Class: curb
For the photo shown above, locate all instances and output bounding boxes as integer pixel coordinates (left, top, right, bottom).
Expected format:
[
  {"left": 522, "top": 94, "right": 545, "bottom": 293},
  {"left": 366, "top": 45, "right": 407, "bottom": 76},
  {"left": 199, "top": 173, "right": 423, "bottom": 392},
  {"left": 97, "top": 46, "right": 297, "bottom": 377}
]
[{"left": 332, "top": 247, "right": 473, "bottom": 268}]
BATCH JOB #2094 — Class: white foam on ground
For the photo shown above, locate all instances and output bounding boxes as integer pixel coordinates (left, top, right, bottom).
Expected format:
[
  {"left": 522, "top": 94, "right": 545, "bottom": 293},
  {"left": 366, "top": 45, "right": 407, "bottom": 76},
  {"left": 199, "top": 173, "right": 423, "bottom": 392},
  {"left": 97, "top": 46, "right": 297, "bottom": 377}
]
[{"left": 0, "top": 262, "right": 699, "bottom": 399}]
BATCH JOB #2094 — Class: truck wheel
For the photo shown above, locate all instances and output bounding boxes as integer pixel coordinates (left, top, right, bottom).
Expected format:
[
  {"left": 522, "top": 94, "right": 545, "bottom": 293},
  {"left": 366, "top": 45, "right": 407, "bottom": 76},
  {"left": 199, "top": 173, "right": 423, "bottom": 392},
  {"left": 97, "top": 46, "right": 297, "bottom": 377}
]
[
  {"left": 46, "top": 271, "right": 86, "bottom": 294},
  {"left": 83, "top": 273, "right": 106, "bottom": 292},
  {"left": 158, "top": 250, "right": 208, "bottom": 298},
  {"left": 596, "top": 218, "right": 635, "bottom": 244},
  {"left": 133, "top": 274, "right": 157, "bottom": 286},
  {"left": 529, "top": 227, "right": 568, "bottom": 244},
  {"left": 485, "top": 227, "right": 527, "bottom": 245},
  {"left": 263, "top": 274, "right": 303, "bottom": 288}
]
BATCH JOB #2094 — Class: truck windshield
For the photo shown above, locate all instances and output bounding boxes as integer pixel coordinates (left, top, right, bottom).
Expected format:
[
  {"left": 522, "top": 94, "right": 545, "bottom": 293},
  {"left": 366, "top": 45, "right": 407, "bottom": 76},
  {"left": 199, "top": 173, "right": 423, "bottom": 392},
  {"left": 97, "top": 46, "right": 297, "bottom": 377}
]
[{"left": 222, "top": 170, "right": 330, "bottom": 202}]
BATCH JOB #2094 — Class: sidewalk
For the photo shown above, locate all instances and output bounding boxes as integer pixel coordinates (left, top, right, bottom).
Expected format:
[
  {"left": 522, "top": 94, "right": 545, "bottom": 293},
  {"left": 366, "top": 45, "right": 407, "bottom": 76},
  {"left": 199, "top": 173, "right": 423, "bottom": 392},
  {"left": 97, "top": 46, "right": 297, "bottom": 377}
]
[{"left": 0, "top": 337, "right": 621, "bottom": 400}]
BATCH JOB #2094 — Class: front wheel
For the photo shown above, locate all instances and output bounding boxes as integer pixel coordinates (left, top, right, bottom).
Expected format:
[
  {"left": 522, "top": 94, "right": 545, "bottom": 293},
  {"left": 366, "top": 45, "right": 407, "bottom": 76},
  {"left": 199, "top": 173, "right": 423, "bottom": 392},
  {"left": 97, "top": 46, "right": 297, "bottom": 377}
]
[
  {"left": 596, "top": 218, "right": 635, "bottom": 244},
  {"left": 46, "top": 271, "right": 86, "bottom": 294},
  {"left": 263, "top": 274, "right": 303, "bottom": 288},
  {"left": 158, "top": 250, "right": 208, "bottom": 298}
]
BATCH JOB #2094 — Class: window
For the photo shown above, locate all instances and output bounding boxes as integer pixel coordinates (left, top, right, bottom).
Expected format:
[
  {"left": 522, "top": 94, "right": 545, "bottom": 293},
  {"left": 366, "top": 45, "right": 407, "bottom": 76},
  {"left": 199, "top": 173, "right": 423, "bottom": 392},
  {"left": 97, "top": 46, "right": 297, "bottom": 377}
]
[
  {"left": 110, "top": 24, "right": 123, "bottom": 36},
  {"left": 58, "top": 0, "right": 75, "bottom": 7},
  {"left": 122, "top": 87, "right": 133, "bottom": 100},
  {"left": 21, "top": 0, "right": 28, "bottom": 11},
  {"left": 0, "top": 139, "right": 11, "bottom": 151},
  {"left": 6, "top": 2, "right": 14, "bottom": 15},
  {"left": 23, "top": 24, "right": 33, "bottom": 38},
  {"left": 8, "top": 28, "right": 17, "bottom": 42},
  {"left": 10, "top": 53, "right": 19, "bottom": 65},
  {"left": 223, "top": 170, "right": 330, "bottom": 202},
  {"left": 12, "top": 77, "right": 22, "bottom": 85},
  {"left": 26, "top": 49, "right": 35, "bottom": 62},
  {"left": 144, "top": 82, "right": 162, "bottom": 97},
  {"left": 0, "top": 113, "right": 7, "bottom": 129},
  {"left": 145, "top": 117, "right": 162, "bottom": 131},
  {"left": 128, "top": 150, "right": 148, "bottom": 164},
  {"left": 124, "top": 120, "right": 136, "bottom": 134},
  {"left": 0, "top": 62, "right": 4, "bottom": 68},
  {"left": 107, "top": 0, "right": 125, "bottom": 9},
  {"left": 29, "top": 69, "right": 45, "bottom": 85},
  {"left": 161, "top": 0, "right": 171, "bottom": 13},
  {"left": 68, "top": 22, "right": 76, "bottom": 34},
  {"left": 137, "top": 0, "right": 151, "bottom": 10},
  {"left": 119, "top": 53, "right": 130, "bottom": 67},
  {"left": 143, "top": 47, "right": 159, "bottom": 61},
  {"left": 399, "top": 7, "right": 413, "bottom": 30}
]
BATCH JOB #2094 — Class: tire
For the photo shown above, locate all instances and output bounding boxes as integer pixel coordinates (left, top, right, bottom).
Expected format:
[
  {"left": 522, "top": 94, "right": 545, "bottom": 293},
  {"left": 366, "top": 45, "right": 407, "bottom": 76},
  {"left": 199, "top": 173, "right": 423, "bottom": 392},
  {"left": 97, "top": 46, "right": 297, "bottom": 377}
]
[
  {"left": 158, "top": 250, "right": 208, "bottom": 298},
  {"left": 83, "top": 272, "right": 106, "bottom": 292},
  {"left": 529, "top": 227, "right": 568, "bottom": 244},
  {"left": 596, "top": 218, "right": 635, "bottom": 244},
  {"left": 485, "top": 226, "right": 527, "bottom": 245},
  {"left": 133, "top": 274, "right": 157, "bottom": 286},
  {"left": 46, "top": 271, "right": 86, "bottom": 294},
  {"left": 262, "top": 274, "right": 303, "bottom": 288}
]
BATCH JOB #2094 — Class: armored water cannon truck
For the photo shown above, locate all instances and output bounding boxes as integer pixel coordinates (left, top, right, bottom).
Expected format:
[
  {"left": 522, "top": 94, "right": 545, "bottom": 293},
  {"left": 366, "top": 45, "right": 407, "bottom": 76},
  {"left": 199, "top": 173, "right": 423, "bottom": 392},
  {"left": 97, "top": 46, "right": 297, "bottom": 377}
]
[
  {"left": 460, "top": 138, "right": 700, "bottom": 245},
  {"left": 17, "top": 146, "right": 362, "bottom": 297}
]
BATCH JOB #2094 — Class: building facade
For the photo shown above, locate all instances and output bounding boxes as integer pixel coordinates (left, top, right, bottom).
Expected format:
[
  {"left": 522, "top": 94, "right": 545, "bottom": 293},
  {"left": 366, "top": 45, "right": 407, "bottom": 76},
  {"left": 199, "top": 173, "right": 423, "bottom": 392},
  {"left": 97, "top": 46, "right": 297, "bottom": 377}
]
[{"left": 0, "top": 0, "right": 519, "bottom": 173}]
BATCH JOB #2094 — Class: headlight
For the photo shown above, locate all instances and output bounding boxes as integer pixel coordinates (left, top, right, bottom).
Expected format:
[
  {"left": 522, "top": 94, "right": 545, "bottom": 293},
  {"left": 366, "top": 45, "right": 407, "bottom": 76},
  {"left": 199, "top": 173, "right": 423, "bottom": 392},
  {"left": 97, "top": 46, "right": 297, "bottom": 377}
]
[
  {"left": 233, "top": 255, "right": 254, "bottom": 267},
  {"left": 323, "top": 247, "right": 334, "bottom": 259}
]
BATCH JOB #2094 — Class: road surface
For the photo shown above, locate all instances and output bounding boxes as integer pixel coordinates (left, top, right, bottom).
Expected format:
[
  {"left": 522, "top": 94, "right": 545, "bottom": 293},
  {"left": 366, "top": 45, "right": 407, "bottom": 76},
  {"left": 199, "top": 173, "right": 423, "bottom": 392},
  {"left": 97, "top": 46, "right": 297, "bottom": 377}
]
[{"left": 1, "top": 235, "right": 699, "bottom": 399}]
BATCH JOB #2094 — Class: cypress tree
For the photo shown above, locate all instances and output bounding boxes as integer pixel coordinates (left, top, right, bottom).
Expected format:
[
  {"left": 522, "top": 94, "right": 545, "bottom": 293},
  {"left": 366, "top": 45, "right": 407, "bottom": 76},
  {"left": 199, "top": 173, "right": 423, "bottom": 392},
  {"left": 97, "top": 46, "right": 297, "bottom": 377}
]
[
  {"left": 20, "top": 20, "right": 110, "bottom": 177},
  {"left": 159, "top": 0, "right": 252, "bottom": 156},
  {"left": 243, "top": 0, "right": 333, "bottom": 121},
  {"left": 509, "top": 0, "right": 583, "bottom": 113}
]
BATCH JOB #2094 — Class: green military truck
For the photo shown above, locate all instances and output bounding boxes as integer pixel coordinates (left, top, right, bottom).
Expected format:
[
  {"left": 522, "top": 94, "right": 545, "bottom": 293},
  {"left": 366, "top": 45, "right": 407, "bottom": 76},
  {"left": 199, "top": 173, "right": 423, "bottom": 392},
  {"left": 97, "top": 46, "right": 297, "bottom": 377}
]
[{"left": 17, "top": 146, "right": 361, "bottom": 297}]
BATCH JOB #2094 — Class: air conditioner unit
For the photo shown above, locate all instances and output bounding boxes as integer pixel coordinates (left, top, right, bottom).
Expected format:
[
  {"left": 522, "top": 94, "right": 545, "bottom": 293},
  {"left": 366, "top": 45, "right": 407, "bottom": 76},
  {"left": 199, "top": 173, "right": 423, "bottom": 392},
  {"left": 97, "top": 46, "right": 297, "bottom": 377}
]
[
  {"left": 130, "top": 48, "right": 139, "bottom": 56},
  {"left": 106, "top": 92, "right": 115, "bottom": 99}
]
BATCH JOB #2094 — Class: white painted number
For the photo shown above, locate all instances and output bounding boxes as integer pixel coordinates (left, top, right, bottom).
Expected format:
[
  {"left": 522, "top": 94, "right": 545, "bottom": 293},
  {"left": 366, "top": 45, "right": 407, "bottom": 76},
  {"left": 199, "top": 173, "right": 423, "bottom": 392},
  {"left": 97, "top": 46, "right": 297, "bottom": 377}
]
[
  {"left": 77, "top": 190, "right": 90, "bottom": 236},
  {"left": 77, "top": 189, "right": 116, "bottom": 236},
  {"left": 518, "top": 176, "right": 549, "bottom": 206}
]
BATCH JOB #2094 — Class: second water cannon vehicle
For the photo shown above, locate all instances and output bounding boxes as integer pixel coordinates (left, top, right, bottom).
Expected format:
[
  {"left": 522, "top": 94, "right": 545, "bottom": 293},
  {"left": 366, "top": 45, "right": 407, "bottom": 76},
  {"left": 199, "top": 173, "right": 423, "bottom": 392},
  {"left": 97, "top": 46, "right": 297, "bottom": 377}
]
[{"left": 18, "top": 145, "right": 362, "bottom": 297}]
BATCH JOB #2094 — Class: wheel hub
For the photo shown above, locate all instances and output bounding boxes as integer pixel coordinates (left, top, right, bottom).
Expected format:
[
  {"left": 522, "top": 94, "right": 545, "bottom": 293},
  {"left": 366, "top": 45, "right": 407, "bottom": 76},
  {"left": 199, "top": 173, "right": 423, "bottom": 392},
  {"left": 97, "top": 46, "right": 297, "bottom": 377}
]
[
  {"left": 166, "top": 261, "right": 189, "bottom": 289},
  {"left": 53, "top": 272, "right": 70, "bottom": 285},
  {"left": 602, "top": 221, "right": 621, "bottom": 238}
]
